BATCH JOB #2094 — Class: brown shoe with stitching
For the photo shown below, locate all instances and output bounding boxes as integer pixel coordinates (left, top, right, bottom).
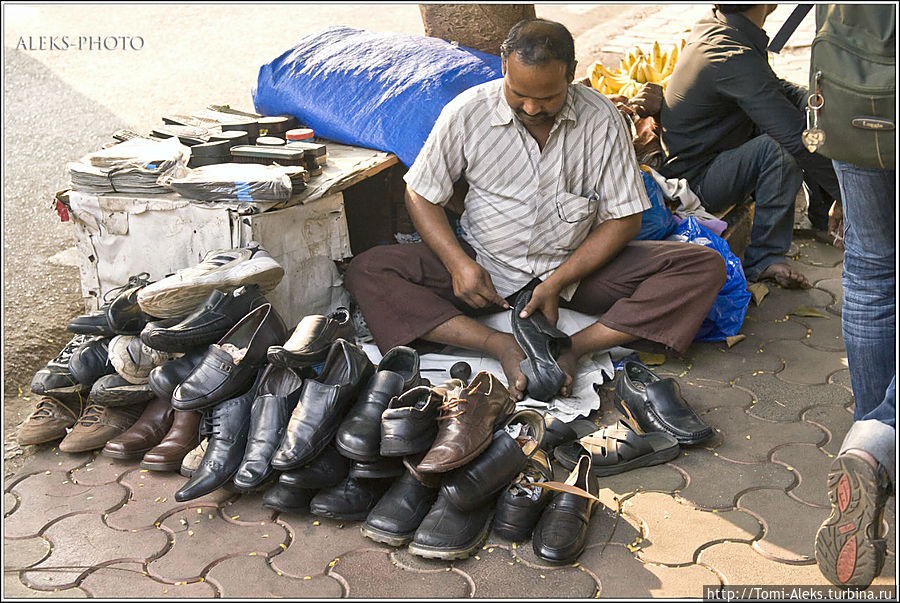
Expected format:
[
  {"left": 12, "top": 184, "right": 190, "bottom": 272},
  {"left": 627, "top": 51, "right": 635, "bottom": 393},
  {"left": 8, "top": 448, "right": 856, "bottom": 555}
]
[
  {"left": 59, "top": 402, "right": 146, "bottom": 453},
  {"left": 17, "top": 396, "right": 82, "bottom": 446}
]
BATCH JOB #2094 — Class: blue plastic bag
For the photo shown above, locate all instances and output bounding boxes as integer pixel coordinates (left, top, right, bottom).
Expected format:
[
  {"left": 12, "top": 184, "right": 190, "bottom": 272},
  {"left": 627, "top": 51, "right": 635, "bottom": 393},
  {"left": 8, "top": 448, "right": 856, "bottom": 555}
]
[
  {"left": 252, "top": 26, "right": 502, "bottom": 167},
  {"left": 666, "top": 217, "right": 751, "bottom": 342},
  {"left": 635, "top": 170, "right": 678, "bottom": 241}
]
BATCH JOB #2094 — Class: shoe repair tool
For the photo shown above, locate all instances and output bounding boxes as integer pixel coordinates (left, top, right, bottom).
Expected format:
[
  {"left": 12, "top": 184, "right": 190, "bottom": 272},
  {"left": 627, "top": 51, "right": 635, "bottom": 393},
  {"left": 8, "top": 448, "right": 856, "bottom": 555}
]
[
  {"left": 802, "top": 78, "right": 826, "bottom": 153},
  {"left": 258, "top": 115, "right": 292, "bottom": 137},
  {"left": 222, "top": 119, "right": 261, "bottom": 141},
  {"left": 207, "top": 105, "right": 262, "bottom": 118},
  {"left": 286, "top": 128, "right": 315, "bottom": 141},
  {"left": 449, "top": 362, "right": 472, "bottom": 386},
  {"left": 256, "top": 136, "right": 286, "bottom": 146},
  {"left": 209, "top": 130, "right": 250, "bottom": 148}
]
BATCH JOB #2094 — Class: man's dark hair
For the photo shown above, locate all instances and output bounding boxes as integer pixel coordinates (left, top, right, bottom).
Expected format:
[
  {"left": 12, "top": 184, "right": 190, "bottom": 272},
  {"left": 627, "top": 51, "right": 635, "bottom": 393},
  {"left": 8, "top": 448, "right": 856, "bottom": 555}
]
[
  {"left": 499, "top": 18, "right": 576, "bottom": 77},
  {"left": 714, "top": 4, "right": 758, "bottom": 14}
]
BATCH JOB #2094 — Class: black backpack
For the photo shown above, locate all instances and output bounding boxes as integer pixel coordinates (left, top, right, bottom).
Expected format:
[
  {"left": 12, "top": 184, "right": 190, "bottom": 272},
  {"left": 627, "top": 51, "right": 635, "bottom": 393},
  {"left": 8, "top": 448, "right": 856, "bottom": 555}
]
[{"left": 810, "top": 4, "right": 895, "bottom": 169}]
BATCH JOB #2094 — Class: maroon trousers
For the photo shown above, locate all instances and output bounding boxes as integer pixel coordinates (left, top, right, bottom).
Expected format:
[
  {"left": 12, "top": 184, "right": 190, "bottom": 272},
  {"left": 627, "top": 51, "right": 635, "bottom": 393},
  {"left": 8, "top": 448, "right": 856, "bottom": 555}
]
[{"left": 344, "top": 239, "right": 726, "bottom": 355}]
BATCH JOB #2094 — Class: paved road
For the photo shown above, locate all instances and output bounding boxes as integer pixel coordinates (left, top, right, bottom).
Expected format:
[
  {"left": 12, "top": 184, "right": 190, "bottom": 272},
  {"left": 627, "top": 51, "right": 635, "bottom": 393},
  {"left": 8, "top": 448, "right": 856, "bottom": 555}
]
[{"left": 1, "top": 3, "right": 644, "bottom": 466}]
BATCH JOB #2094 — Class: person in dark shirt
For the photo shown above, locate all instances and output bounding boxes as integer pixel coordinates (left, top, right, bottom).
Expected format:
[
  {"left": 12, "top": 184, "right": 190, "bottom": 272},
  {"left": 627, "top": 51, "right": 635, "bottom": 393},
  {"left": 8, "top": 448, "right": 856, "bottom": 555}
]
[{"left": 659, "top": 4, "right": 842, "bottom": 288}]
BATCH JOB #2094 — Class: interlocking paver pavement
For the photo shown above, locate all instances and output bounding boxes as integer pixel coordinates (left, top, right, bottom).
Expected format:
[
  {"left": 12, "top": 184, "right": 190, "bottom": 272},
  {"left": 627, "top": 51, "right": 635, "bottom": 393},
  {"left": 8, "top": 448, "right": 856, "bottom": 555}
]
[{"left": 4, "top": 5, "right": 896, "bottom": 598}]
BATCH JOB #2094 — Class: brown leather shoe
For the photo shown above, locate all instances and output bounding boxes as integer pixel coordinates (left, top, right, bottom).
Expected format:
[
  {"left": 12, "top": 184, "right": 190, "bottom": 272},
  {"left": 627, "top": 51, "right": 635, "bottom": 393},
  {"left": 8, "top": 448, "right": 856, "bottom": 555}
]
[
  {"left": 416, "top": 371, "right": 515, "bottom": 474},
  {"left": 59, "top": 402, "right": 146, "bottom": 453},
  {"left": 140, "top": 409, "right": 202, "bottom": 472},
  {"left": 102, "top": 397, "right": 175, "bottom": 460},
  {"left": 17, "top": 396, "right": 82, "bottom": 446}
]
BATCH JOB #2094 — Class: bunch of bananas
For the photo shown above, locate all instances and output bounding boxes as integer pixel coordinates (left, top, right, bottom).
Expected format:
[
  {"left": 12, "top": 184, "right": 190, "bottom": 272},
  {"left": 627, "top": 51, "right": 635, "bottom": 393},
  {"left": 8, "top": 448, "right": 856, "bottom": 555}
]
[{"left": 588, "top": 39, "right": 686, "bottom": 99}]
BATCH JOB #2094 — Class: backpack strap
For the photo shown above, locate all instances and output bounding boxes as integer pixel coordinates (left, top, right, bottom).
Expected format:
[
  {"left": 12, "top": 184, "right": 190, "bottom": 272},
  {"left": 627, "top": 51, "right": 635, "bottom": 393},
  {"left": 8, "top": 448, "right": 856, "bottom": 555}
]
[{"left": 768, "top": 4, "right": 814, "bottom": 53}]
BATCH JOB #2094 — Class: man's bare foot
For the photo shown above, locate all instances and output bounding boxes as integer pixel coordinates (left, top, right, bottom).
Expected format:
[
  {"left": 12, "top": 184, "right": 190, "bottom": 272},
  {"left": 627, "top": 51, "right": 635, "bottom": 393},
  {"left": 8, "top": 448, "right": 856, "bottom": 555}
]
[
  {"left": 556, "top": 349, "right": 578, "bottom": 397},
  {"left": 758, "top": 262, "right": 811, "bottom": 289},
  {"left": 484, "top": 332, "right": 528, "bottom": 401}
]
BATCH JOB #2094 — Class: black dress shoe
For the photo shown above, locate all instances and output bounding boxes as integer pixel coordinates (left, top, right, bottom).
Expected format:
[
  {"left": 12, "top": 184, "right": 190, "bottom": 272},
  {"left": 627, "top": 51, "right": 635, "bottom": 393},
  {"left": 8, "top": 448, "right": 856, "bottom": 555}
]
[
  {"left": 362, "top": 470, "right": 439, "bottom": 546},
  {"left": 174, "top": 385, "right": 256, "bottom": 502},
  {"left": 90, "top": 373, "right": 156, "bottom": 406},
  {"left": 335, "top": 345, "right": 420, "bottom": 461},
  {"left": 279, "top": 443, "right": 351, "bottom": 489},
  {"left": 615, "top": 361, "right": 713, "bottom": 445},
  {"left": 407, "top": 494, "right": 494, "bottom": 560},
  {"left": 147, "top": 348, "right": 207, "bottom": 401},
  {"left": 67, "top": 309, "right": 116, "bottom": 337},
  {"left": 267, "top": 307, "right": 356, "bottom": 368},
  {"left": 233, "top": 365, "right": 305, "bottom": 490},
  {"left": 140, "top": 285, "right": 268, "bottom": 352},
  {"left": 349, "top": 457, "right": 405, "bottom": 480},
  {"left": 532, "top": 452, "right": 600, "bottom": 565},
  {"left": 380, "top": 385, "right": 443, "bottom": 457},
  {"left": 68, "top": 337, "right": 116, "bottom": 386},
  {"left": 542, "top": 414, "right": 578, "bottom": 457},
  {"left": 441, "top": 432, "right": 529, "bottom": 513},
  {"left": 493, "top": 449, "right": 553, "bottom": 541},
  {"left": 270, "top": 339, "right": 375, "bottom": 470},
  {"left": 172, "top": 303, "right": 287, "bottom": 411},
  {"left": 262, "top": 482, "right": 316, "bottom": 513},
  {"left": 107, "top": 284, "right": 153, "bottom": 335},
  {"left": 510, "top": 289, "right": 572, "bottom": 402},
  {"left": 309, "top": 476, "right": 390, "bottom": 521}
]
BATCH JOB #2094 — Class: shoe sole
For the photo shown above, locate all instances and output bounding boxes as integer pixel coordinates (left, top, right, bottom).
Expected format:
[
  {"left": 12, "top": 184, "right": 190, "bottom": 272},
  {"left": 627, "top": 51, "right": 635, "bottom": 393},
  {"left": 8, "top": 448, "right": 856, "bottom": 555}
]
[
  {"left": 406, "top": 511, "right": 494, "bottom": 560},
  {"left": 17, "top": 430, "right": 71, "bottom": 446},
  {"left": 102, "top": 447, "right": 151, "bottom": 460},
  {"left": 141, "top": 459, "right": 185, "bottom": 472},
  {"left": 137, "top": 258, "right": 283, "bottom": 318},
  {"left": 310, "top": 507, "right": 371, "bottom": 521},
  {"left": 815, "top": 454, "right": 888, "bottom": 587},
  {"left": 333, "top": 440, "right": 380, "bottom": 463},
  {"left": 360, "top": 523, "right": 414, "bottom": 547},
  {"left": 91, "top": 387, "right": 155, "bottom": 407}
]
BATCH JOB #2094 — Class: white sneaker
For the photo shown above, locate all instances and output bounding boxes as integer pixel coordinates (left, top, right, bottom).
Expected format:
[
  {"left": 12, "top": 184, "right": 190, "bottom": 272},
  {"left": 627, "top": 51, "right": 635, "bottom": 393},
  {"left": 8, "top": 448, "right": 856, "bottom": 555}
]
[
  {"left": 108, "top": 335, "right": 175, "bottom": 384},
  {"left": 136, "top": 242, "right": 284, "bottom": 318}
]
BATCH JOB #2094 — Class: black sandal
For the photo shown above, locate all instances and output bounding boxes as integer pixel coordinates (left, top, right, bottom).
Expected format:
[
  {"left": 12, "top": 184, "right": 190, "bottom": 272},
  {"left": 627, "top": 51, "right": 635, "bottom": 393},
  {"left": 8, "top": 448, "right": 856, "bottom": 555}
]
[{"left": 554, "top": 420, "right": 680, "bottom": 477}]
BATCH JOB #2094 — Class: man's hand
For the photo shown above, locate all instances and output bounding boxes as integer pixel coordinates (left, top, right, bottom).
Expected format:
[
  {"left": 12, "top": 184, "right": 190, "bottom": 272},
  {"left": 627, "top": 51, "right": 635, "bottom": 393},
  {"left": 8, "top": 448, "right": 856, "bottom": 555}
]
[
  {"left": 518, "top": 281, "right": 562, "bottom": 325},
  {"left": 828, "top": 200, "right": 844, "bottom": 249},
  {"left": 450, "top": 258, "right": 509, "bottom": 309},
  {"left": 628, "top": 82, "right": 663, "bottom": 118}
]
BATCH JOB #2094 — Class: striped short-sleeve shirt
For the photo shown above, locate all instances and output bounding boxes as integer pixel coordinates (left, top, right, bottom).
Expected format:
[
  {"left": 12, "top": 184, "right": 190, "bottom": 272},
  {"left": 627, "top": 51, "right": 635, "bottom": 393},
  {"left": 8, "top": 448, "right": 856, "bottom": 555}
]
[{"left": 404, "top": 78, "right": 650, "bottom": 300}]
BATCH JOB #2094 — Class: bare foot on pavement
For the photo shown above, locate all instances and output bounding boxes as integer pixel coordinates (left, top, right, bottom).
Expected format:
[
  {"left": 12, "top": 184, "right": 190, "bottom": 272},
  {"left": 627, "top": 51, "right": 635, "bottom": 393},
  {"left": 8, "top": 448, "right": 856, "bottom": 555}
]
[{"left": 758, "top": 262, "right": 811, "bottom": 289}]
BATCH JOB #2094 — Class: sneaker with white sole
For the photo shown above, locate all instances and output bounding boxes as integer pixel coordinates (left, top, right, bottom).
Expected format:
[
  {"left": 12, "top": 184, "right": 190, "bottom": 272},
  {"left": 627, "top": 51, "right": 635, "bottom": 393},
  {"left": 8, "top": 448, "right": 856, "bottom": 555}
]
[
  {"left": 136, "top": 242, "right": 284, "bottom": 318},
  {"left": 108, "top": 335, "right": 176, "bottom": 385},
  {"left": 31, "top": 334, "right": 99, "bottom": 398}
]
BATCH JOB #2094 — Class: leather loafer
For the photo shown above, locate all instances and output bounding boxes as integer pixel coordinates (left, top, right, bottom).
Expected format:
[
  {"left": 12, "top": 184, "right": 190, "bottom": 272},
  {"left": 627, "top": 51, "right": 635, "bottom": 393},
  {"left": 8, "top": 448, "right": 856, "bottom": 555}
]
[
  {"left": 542, "top": 414, "right": 578, "bottom": 457},
  {"left": 380, "top": 385, "right": 443, "bottom": 457},
  {"left": 68, "top": 337, "right": 116, "bottom": 387},
  {"left": 309, "top": 476, "right": 390, "bottom": 521},
  {"left": 140, "top": 285, "right": 268, "bottom": 352},
  {"left": 615, "top": 361, "right": 713, "bottom": 445},
  {"left": 147, "top": 348, "right": 207, "bottom": 401},
  {"left": 417, "top": 371, "right": 515, "bottom": 473},
  {"left": 67, "top": 308, "right": 116, "bottom": 337},
  {"left": 262, "top": 482, "right": 317, "bottom": 513},
  {"left": 493, "top": 449, "right": 553, "bottom": 542},
  {"left": 362, "top": 470, "right": 439, "bottom": 546},
  {"left": 510, "top": 288, "right": 572, "bottom": 402},
  {"left": 102, "top": 396, "right": 175, "bottom": 459},
  {"left": 172, "top": 303, "right": 287, "bottom": 411},
  {"left": 532, "top": 452, "right": 600, "bottom": 565},
  {"left": 107, "top": 283, "right": 153, "bottom": 335},
  {"left": 349, "top": 457, "right": 405, "bottom": 480},
  {"left": 271, "top": 339, "right": 375, "bottom": 470},
  {"left": 90, "top": 373, "right": 156, "bottom": 407},
  {"left": 233, "top": 364, "right": 305, "bottom": 490},
  {"left": 278, "top": 443, "right": 351, "bottom": 489},
  {"left": 267, "top": 307, "right": 356, "bottom": 368},
  {"left": 175, "top": 385, "right": 256, "bottom": 502},
  {"left": 335, "top": 345, "right": 420, "bottom": 461},
  {"left": 440, "top": 409, "right": 545, "bottom": 513},
  {"left": 407, "top": 494, "right": 494, "bottom": 560},
  {"left": 141, "top": 409, "right": 203, "bottom": 472}
]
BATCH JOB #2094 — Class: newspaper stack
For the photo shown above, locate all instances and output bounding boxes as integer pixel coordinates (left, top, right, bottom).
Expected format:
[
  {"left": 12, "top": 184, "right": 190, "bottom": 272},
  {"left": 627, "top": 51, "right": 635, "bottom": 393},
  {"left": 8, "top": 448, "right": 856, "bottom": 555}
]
[{"left": 67, "top": 137, "right": 190, "bottom": 195}]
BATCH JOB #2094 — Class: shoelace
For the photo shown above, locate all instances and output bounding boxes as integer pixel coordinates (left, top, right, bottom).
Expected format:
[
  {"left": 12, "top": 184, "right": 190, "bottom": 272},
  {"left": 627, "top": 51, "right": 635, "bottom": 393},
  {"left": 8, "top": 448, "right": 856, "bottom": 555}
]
[
  {"left": 30, "top": 398, "right": 80, "bottom": 421},
  {"left": 436, "top": 381, "right": 483, "bottom": 421},
  {"left": 53, "top": 335, "right": 90, "bottom": 364},
  {"left": 77, "top": 404, "right": 106, "bottom": 427},
  {"left": 102, "top": 272, "right": 152, "bottom": 304}
]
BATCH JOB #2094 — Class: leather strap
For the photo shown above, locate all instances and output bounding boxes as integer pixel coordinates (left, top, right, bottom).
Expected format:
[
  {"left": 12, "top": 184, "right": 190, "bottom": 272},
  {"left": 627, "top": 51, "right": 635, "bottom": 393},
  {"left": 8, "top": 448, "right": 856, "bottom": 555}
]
[{"left": 532, "top": 480, "right": 601, "bottom": 503}]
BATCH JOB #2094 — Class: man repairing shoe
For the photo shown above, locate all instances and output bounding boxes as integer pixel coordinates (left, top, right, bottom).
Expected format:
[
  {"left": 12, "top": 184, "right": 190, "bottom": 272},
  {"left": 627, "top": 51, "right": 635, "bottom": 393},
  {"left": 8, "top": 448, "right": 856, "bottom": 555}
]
[
  {"left": 346, "top": 18, "right": 726, "bottom": 402},
  {"left": 659, "top": 4, "right": 844, "bottom": 289}
]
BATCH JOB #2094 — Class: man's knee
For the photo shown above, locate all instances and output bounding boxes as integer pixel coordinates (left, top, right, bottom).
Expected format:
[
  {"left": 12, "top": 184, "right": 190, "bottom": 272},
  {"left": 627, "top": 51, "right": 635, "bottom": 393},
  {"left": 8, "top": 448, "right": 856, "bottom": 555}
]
[
  {"left": 684, "top": 245, "right": 727, "bottom": 290},
  {"left": 757, "top": 134, "right": 802, "bottom": 188}
]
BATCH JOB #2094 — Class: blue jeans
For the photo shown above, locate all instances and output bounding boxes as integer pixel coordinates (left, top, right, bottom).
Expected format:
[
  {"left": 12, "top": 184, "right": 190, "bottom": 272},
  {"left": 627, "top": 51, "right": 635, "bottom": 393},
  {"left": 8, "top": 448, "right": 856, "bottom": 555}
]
[{"left": 692, "top": 134, "right": 804, "bottom": 281}]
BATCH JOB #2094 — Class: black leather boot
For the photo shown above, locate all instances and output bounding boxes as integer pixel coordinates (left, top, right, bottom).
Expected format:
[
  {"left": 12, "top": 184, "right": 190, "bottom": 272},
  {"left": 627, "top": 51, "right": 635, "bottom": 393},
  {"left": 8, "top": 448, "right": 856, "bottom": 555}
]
[
  {"left": 362, "top": 470, "right": 439, "bottom": 546},
  {"left": 174, "top": 384, "right": 257, "bottom": 502},
  {"left": 309, "top": 475, "right": 391, "bottom": 521},
  {"left": 233, "top": 365, "right": 305, "bottom": 490}
]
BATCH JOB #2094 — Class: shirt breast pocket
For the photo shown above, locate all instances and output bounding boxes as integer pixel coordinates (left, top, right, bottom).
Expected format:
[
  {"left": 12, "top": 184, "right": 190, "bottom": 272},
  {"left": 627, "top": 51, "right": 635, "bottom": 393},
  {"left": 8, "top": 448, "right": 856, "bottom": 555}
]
[{"left": 552, "top": 192, "right": 596, "bottom": 251}]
